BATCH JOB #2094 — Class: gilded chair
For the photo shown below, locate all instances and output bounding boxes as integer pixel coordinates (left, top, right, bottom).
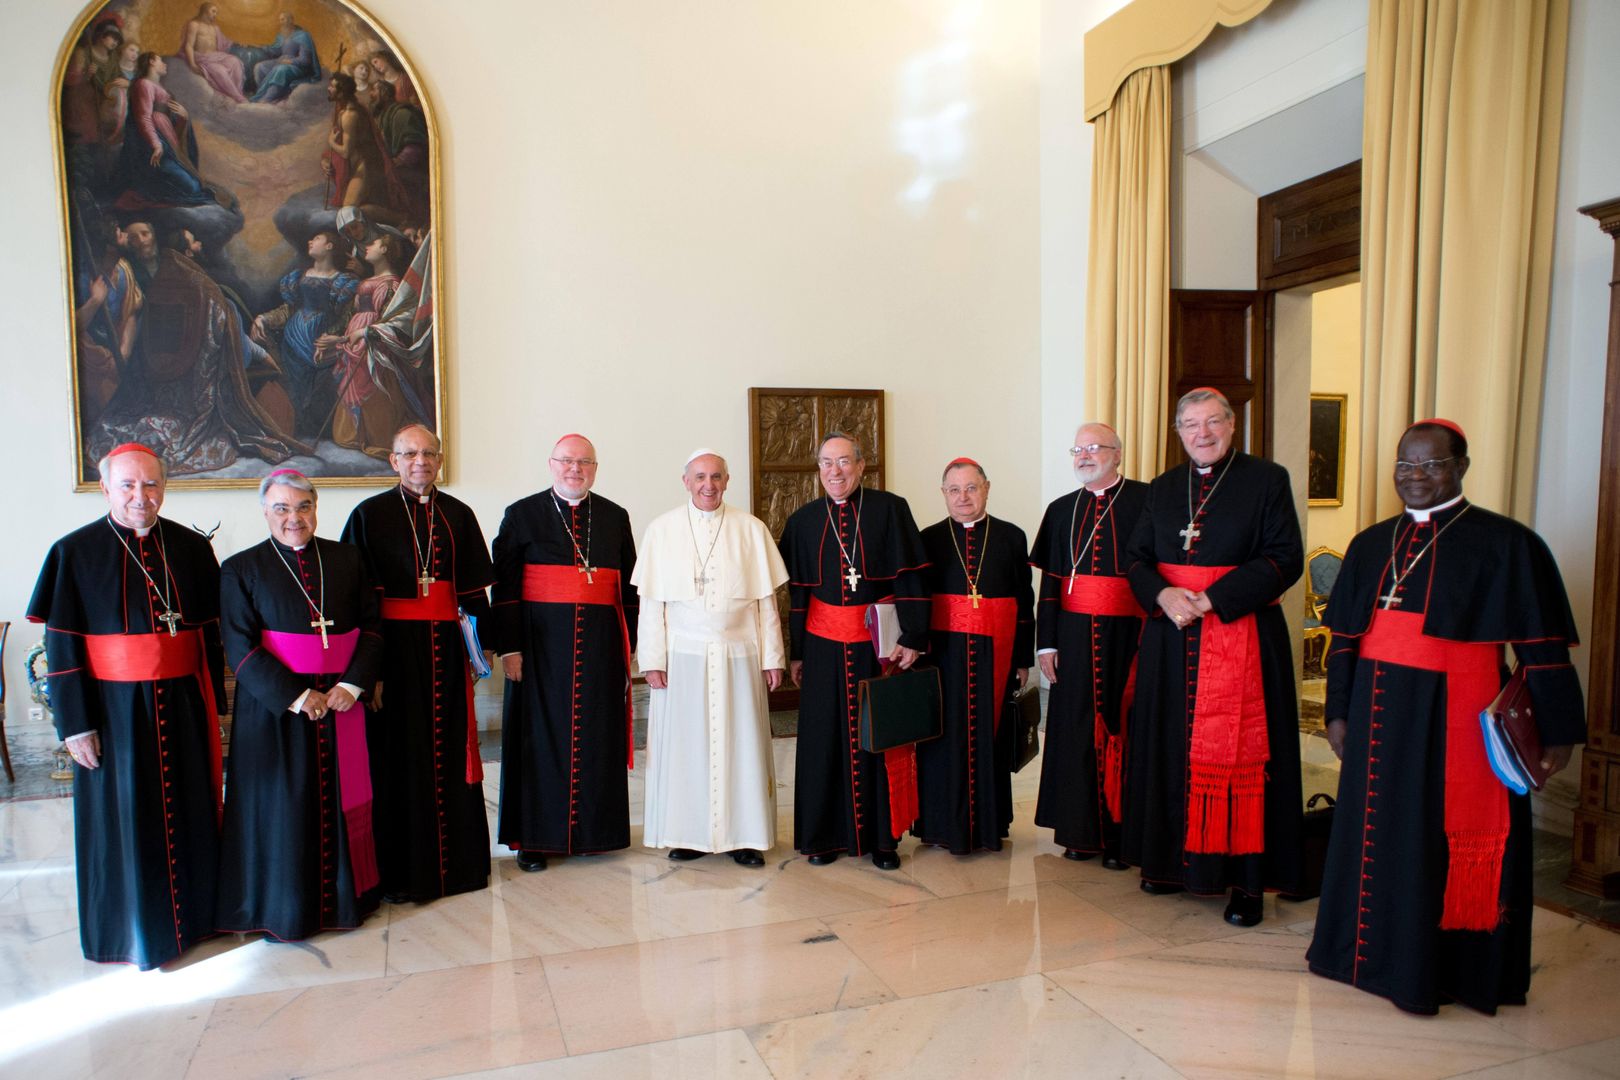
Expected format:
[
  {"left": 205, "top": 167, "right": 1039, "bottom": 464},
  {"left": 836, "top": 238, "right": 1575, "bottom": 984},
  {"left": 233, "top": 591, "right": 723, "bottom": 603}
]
[{"left": 1302, "top": 547, "right": 1343, "bottom": 678}]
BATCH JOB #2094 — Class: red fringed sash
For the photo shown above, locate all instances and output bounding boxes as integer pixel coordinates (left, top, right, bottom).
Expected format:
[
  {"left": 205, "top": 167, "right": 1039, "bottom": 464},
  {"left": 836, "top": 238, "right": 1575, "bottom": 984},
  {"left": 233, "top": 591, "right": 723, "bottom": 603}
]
[
  {"left": 930, "top": 593, "right": 1017, "bottom": 731},
  {"left": 1059, "top": 573, "right": 1143, "bottom": 822},
  {"left": 1159, "top": 563, "right": 1268, "bottom": 855},
  {"left": 522, "top": 564, "right": 635, "bottom": 771},
  {"left": 1359, "top": 609, "right": 1507, "bottom": 931},
  {"left": 1059, "top": 573, "right": 1145, "bottom": 618},
  {"left": 380, "top": 580, "right": 483, "bottom": 783},
  {"left": 83, "top": 629, "right": 223, "bottom": 825},
  {"left": 808, "top": 596, "right": 917, "bottom": 840}
]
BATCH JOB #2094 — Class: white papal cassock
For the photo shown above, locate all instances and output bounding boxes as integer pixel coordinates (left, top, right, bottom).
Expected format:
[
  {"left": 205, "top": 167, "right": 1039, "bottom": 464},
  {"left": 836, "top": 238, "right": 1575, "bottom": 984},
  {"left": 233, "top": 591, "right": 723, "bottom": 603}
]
[{"left": 633, "top": 502, "right": 789, "bottom": 853}]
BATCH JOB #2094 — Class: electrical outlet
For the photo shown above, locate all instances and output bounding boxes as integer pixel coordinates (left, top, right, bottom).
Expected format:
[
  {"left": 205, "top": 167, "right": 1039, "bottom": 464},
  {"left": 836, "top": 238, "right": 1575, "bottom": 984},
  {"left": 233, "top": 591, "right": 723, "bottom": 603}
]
[{"left": 28, "top": 706, "right": 43, "bottom": 723}]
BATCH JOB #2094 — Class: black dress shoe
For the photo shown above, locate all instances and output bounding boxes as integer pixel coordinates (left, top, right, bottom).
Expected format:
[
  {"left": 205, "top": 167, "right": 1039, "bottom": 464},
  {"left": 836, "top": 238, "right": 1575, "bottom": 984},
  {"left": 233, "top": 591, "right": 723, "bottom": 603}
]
[
  {"left": 1139, "top": 878, "right": 1184, "bottom": 895},
  {"left": 731, "top": 848, "right": 765, "bottom": 867},
  {"left": 807, "top": 852, "right": 839, "bottom": 866},
  {"left": 1063, "top": 848, "right": 1096, "bottom": 861},
  {"left": 383, "top": 892, "right": 413, "bottom": 905},
  {"left": 1224, "top": 890, "right": 1264, "bottom": 927},
  {"left": 667, "top": 848, "right": 706, "bottom": 861},
  {"left": 1101, "top": 854, "right": 1129, "bottom": 871},
  {"left": 872, "top": 850, "right": 901, "bottom": 871},
  {"left": 517, "top": 851, "right": 547, "bottom": 872}
]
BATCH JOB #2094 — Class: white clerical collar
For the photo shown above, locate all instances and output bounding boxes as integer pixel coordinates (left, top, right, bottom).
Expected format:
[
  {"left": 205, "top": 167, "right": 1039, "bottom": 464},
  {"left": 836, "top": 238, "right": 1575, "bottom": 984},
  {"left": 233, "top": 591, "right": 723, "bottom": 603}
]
[
  {"left": 1405, "top": 493, "right": 1465, "bottom": 523},
  {"left": 403, "top": 485, "right": 434, "bottom": 504},
  {"left": 1086, "top": 474, "right": 1123, "bottom": 496},
  {"left": 690, "top": 502, "right": 721, "bottom": 519},
  {"left": 958, "top": 515, "right": 986, "bottom": 528},
  {"left": 558, "top": 492, "right": 586, "bottom": 507}
]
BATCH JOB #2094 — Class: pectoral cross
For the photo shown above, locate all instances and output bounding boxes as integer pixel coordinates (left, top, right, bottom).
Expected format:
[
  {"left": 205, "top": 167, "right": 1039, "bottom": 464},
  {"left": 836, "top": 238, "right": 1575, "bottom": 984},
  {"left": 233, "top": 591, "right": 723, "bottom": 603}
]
[
  {"left": 156, "top": 609, "right": 182, "bottom": 637},
  {"left": 1378, "top": 589, "right": 1403, "bottom": 610},
  {"left": 578, "top": 562, "right": 596, "bottom": 584},
  {"left": 845, "top": 565, "right": 861, "bottom": 591},
  {"left": 968, "top": 586, "right": 983, "bottom": 609},
  {"left": 311, "top": 614, "right": 334, "bottom": 649},
  {"left": 1179, "top": 523, "right": 1201, "bottom": 551},
  {"left": 418, "top": 571, "right": 436, "bottom": 597},
  {"left": 694, "top": 569, "right": 713, "bottom": 595}
]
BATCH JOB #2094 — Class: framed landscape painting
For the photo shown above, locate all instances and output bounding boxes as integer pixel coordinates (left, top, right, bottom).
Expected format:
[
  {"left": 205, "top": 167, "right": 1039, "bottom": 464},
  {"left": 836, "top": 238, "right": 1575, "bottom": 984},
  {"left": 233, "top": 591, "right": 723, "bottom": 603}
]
[{"left": 53, "top": 0, "right": 442, "bottom": 489}]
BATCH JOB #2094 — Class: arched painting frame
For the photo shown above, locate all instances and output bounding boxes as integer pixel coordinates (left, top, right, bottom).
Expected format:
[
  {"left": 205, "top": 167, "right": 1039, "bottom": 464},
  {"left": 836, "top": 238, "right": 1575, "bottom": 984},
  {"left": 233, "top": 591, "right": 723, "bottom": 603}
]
[{"left": 52, "top": 0, "right": 445, "bottom": 490}]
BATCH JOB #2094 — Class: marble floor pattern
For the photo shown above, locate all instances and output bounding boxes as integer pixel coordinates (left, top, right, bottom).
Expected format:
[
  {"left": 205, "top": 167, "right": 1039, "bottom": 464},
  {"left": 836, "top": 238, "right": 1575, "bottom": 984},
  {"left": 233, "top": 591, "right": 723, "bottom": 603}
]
[{"left": 3, "top": 741, "right": 1620, "bottom": 1080}]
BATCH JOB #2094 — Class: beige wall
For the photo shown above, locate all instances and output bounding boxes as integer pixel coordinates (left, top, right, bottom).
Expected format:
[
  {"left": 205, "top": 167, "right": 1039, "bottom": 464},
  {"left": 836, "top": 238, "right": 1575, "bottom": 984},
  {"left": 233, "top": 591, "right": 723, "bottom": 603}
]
[
  {"left": 1305, "top": 282, "right": 1361, "bottom": 556},
  {"left": 1, "top": 0, "right": 1047, "bottom": 738}
]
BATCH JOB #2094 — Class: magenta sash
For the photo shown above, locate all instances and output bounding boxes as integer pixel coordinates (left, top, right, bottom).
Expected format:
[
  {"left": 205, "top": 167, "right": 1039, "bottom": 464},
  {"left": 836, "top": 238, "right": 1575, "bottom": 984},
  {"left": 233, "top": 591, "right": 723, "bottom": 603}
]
[{"left": 261, "top": 628, "right": 379, "bottom": 897}]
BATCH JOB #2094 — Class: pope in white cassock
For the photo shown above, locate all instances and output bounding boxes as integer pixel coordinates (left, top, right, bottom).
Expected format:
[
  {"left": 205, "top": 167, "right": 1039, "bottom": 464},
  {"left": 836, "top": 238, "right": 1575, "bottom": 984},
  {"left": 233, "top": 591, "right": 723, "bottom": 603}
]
[{"left": 633, "top": 450, "right": 789, "bottom": 867}]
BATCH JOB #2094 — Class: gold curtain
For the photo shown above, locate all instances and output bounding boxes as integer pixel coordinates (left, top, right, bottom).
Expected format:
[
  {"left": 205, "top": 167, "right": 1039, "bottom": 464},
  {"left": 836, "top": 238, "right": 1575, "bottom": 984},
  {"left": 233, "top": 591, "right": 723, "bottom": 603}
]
[
  {"left": 1359, "top": 0, "right": 1568, "bottom": 521},
  {"left": 1086, "top": 65, "right": 1171, "bottom": 479}
]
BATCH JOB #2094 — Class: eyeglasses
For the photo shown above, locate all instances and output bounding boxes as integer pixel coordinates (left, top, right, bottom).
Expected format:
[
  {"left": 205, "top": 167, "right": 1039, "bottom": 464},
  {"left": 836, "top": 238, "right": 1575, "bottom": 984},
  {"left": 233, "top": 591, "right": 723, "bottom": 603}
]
[
  {"left": 1177, "top": 417, "right": 1230, "bottom": 433},
  {"left": 393, "top": 449, "right": 441, "bottom": 460},
  {"left": 941, "top": 484, "right": 983, "bottom": 498},
  {"left": 817, "top": 457, "right": 858, "bottom": 470},
  {"left": 1393, "top": 457, "right": 1456, "bottom": 477},
  {"left": 550, "top": 456, "right": 597, "bottom": 468},
  {"left": 1069, "top": 444, "right": 1120, "bottom": 456}
]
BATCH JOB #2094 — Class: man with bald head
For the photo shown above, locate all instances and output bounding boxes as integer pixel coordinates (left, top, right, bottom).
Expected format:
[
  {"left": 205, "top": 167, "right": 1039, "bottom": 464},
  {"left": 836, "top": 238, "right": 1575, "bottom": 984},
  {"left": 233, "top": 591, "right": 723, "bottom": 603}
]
[
  {"left": 1124, "top": 388, "right": 1304, "bottom": 927},
  {"left": 632, "top": 451, "right": 789, "bottom": 866},
  {"left": 29, "top": 443, "right": 227, "bottom": 968},
  {"left": 916, "top": 457, "right": 1034, "bottom": 854},
  {"left": 342, "top": 424, "right": 495, "bottom": 902},
  {"left": 1307, "top": 420, "right": 1584, "bottom": 1015},
  {"left": 491, "top": 435, "right": 638, "bottom": 870},
  {"left": 1029, "top": 423, "right": 1148, "bottom": 866},
  {"left": 217, "top": 469, "right": 385, "bottom": 941}
]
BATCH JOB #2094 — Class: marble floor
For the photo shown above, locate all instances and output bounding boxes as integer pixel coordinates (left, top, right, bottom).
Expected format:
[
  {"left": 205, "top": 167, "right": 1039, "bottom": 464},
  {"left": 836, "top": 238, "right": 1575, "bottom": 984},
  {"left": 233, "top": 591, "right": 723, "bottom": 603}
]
[{"left": 4, "top": 743, "right": 1620, "bottom": 1080}]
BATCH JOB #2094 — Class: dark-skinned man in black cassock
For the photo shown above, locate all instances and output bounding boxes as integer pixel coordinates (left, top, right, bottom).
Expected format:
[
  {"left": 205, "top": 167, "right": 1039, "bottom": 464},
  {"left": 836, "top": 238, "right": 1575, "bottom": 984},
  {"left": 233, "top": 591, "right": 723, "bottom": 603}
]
[
  {"left": 217, "top": 469, "right": 385, "bottom": 940},
  {"left": 780, "top": 431, "right": 930, "bottom": 870},
  {"left": 491, "top": 434, "right": 638, "bottom": 872},
  {"left": 1307, "top": 419, "right": 1584, "bottom": 1015},
  {"left": 1124, "top": 387, "right": 1304, "bottom": 927},
  {"left": 915, "top": 457, "right": 1033, "bottom": 854},
  {"left": 342, "top": 423, "right": 495, "bottom": 904},
  {"left": 29, "top": 442, "right": 226, "bottom": 969},
  {"left": 1031, "top": 422, "right": 1148, "bottom": 866}
]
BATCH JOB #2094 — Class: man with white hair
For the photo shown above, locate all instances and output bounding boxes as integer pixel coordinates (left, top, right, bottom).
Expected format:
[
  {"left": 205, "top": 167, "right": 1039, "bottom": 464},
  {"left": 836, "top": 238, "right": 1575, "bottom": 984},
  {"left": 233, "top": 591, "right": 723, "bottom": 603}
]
[
  {"left": 28, "top": 443, "right": 227, "bottom": 969},
  {"left": 216, "top": 469, "right": 385, "bottom": 940},
  {"left": 1030, "top": 423, "right": 1148, "bottom": 866},
  {"left": 491, "top": 434, "right": 638, "bottom": 871},
  {"left": 632, "top": 450, "right": 789, "bottom": 866}
]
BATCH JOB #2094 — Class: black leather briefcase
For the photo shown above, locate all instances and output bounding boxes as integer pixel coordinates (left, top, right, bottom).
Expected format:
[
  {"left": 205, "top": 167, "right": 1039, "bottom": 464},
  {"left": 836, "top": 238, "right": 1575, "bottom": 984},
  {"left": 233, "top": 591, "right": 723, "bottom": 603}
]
[
  {"left": 1007, "top": 683, "right": 1041, "bottom": 773},
  {"left": 858, "top": 666, "right": 943, "bottom": 753},
  {"left": 1280, "top": 792, "right": 1336, "bottom": 901}
]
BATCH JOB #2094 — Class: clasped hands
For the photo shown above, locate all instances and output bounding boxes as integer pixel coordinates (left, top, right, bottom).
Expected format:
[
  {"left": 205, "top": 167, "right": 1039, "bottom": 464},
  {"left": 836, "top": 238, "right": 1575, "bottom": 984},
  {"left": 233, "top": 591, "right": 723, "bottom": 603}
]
[
  {"left": 297, "top": 685, "right": 357, "bottom": 721},
  {"left": 1157, "top": 586, "right": 1212, "bottom": 630}
]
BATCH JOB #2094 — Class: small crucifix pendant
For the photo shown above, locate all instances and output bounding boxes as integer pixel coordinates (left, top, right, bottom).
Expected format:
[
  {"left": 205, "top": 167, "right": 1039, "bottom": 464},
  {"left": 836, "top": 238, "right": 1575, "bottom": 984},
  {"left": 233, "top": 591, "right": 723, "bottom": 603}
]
[
  {"left": 968, "top": 586, "right": 983, "bottom": 609},
  {"left": 845, "top": 565, "right": 861, "bottom": 591},
  {"left": 311, "top": 615, "right": 334, "bottom": 649},
  {"left": 578, "top": 562, "right": 596, "bottom": 584},
  {"left": 694, "top": 570, "right": 712, "bottom": 594},
  {"left": 156, "top": 609, "right": 182, "bottom": 637},
  {"left": 1179, "top": 523, "right": 1201, "bottom": 551},
  {"left": 419, "top": 571, "right": 436, "bottom": 597},
  {"left": 1378, "top": 590, "right": 1402, "bottom": 609}
]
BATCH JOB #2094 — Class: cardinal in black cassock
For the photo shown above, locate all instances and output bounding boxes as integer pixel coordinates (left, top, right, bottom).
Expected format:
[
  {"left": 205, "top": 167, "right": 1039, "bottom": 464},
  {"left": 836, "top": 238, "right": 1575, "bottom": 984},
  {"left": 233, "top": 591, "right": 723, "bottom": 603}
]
[
  {"left": 1306, "top": 420, "right": 1585, "bottom": 1015},
  {"left": 1123, "top": 390, "right": 1303, "bottom": 924},
  {"left": 490, "top": 436, "right": 637, "bottom": 869},
  {"left": 779, "top": 436, "right": 930, "bottom": 868},
  {"left": 1030, "top": 426, "right": 1148, "bottom": 863},
  {"left": 217, "top": 472, "right": 385, "bottom": 940},
  {"left": 342, "top": 424, "right": 494, "bottom": 902},
  {"left": 28, "top": 443, "right": 226, "bottom": 969},
  {"left": 916, "top": 459, "right": 1034, "bottom": 854}
]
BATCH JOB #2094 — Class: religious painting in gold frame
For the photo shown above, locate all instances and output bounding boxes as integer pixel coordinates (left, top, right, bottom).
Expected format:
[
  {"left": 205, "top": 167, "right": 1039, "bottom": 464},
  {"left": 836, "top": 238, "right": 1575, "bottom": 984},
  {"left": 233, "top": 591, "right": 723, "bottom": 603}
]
[
  {"left": 52, "top": 0, "right": 444, "bottom": 490},
  {"left": 1307, "top": 393, "right": 1347, "bottom": 506}
]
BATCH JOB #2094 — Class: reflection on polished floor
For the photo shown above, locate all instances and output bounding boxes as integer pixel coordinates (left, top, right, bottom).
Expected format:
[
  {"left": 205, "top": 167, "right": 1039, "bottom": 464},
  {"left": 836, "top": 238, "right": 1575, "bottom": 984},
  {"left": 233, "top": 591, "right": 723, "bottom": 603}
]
[{"left": 4, "top": 741, "right": 1620, "bottom": 1080}]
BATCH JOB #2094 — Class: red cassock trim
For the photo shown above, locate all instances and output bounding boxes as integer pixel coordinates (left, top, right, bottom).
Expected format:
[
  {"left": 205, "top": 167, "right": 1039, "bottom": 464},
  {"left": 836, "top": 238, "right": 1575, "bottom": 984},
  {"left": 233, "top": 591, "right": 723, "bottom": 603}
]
[
  {"left": 82, "top": 630, "right": 222, "bottom": 825},
  {"left": 380, "top": 580, "right": 482, "bottom": 783},
  {"left": 522, "top": 563, "right": 634, "bottom": 771},
  {"left": 1158, "top": 563, "right": 1268, "bottom": 855},
  {"left": 930, "top": 593, "right": 1017, "bottom": 732},
  {"left": 1359, "top": 608, "right": 1507, "bottom": 931}
]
